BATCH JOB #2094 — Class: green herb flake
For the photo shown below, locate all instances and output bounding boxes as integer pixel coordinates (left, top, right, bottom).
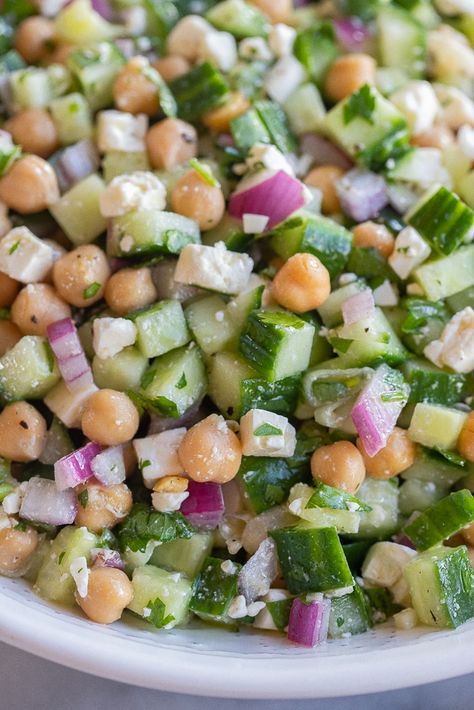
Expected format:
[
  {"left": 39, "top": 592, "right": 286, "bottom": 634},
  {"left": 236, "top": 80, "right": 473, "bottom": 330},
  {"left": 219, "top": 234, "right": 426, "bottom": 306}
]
[
  {"left": 146, "top": 597, "right": 175, "bottom": 629},
  {"left": 117, "top": 503, "right": 195, "bottom": 552},
  {"left": 8, "top": 240, "right": 20, "bottom": 255},
  {"left": 78, "top": 490, "right": 89, "bottom": 508},
  {"left": 83, "top": 282, "right": 101, "bottom": 300},
  {"left": 175, "top": 372, "right": 187, "bottom": 390},
  {"left": 69, "top": 102, "right": 80, "bottom": 113},
  {"left": 138, "top": 459, "right": 151, "bottom": 473},
  {"left": 343, "top": 84, "right": 376, "bottom": 125},
  {"left": 57, "top": 551, "right": 66, "bottom": 565},
  {"left": 14, "top": 521, "right": 27, "bottom": 532},
  {"left": 254, "top": 423, "right": 283, "bottom": 437},
  {"left": 189, "top": 158, "right": 220, "bottom": 188}
]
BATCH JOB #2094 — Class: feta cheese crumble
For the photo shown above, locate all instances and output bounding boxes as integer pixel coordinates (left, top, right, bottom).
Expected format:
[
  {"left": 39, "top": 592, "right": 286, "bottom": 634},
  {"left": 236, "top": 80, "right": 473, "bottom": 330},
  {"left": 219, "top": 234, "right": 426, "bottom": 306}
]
[
  {"left": 424, "top": 307, "right": 474, "bottom": 373},
  {"left": 174, "top": 242, "right": 254, "bottom": 295},
  {"left": 133, "top": 429, "right": 187, "bottom": 488},
  {"left": 388, "top": 226, "right": 431, "bottom": 279},
  {"left": 0, "top": 226, "right": 55, "bottom": 283},
  {"left": 92, "top": 317, "right": 137, "bottom": 360},
  {"left": 99, "top": 172, "right": 167, "bottom": 217},
  {"left": 97, "top": 111, "right": 148, "bottom": 153},
  {"left": 239, "top": 409, "right": 296, "bottom": 458},
  {"left": 70, "top": 556, "right": 90, "bottom": 599}
]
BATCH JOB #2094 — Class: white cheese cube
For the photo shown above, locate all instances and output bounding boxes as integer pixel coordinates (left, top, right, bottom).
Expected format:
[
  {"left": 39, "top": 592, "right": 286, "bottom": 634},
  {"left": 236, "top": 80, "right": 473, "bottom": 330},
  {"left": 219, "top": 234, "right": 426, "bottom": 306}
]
[
  {"left": 92, "top": 317, "right": 137, "bottom": 360},
  {"left": 242, "top": 213, "right": 269, "bottom": 234},
  {"left": 373, "top": 280, "right": 399, "bottom": 307},
  {"left": 246, "top": 142, "right": 295, "bottom": 176},
  {"left": 100, "top": 171, "right": 166, "bottom": 217},
  {"left": 44, "top": 379, "right": 98, "bottom": 428},
  {"left": 240, "top": 409, "right": 296, "bottom": 458},
  {"left": 264, "top": 55, "right": 306, "bottom": 104},
  {"left": 90, "top": 445, "right": 127, "bottom": 485},
  {"left": 133, "top": 428, "right": 186, "bottom": 488},
  {"left": 239, "top": 37, "right": 273, "bottom": 62},
  {"left": 390, "top": 81, "right": 439, "bottom": 135},
  {"left": 428, "top": 25, "right": 474, "bottom": 83},
  {"left": 362, "top": 541, "right": 416, "bottom": 588},
  {"left": 458, "top": 124, "right": 474, "bottom": 160},
  {"left": 69, "top": 556, "right": 90, "bottom": 598},
  {"left": 424, "top": 306, "right": 474, "bottom": 373},
  {"left": 166, "top": 15, "right": 214, "bottom": 61},
  {"left": 268, "top": 23, "right": 296, "bottom": 58},
  {"left": 97, "top": 111, "right": 148, "bottom": 153},
  {"left": 0, "top": 201, "right": 11, "bottom": 239},
  {"left": 174, "top": 242, "right": 254, "bottom": 295},
  {"left": 151, "top": 490, "right": 189, "bottom": 513},
  {"left": 434, "top": 83, "right": 474, "bottom": 129},
  {"left": 197, "top": 30, "right": 237, "bottom": 72},
  {"left": 388, "top": 226, "right": 431, "bottom": 279},
  {"left": 0, "top": 226, "right": 54, "bottom": 283},
  {"left": 393, "top": 607, "right": 418, "bottom": 630}
]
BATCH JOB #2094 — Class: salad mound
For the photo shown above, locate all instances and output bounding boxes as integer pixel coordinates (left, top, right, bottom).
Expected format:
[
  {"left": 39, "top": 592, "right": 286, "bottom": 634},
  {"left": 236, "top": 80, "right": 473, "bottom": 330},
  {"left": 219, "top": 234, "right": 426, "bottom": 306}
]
[{"left": 0, "top": 0, "right": 474, "bottom": 647}]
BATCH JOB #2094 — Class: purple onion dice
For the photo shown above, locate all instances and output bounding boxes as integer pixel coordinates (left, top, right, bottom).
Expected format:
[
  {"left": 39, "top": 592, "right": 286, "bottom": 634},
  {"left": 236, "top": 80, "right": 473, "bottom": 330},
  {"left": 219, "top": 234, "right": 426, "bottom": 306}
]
[
  {"left": 180, "top": 481, "right": 225, "bottom": 529},
  {"left": 20, "top": 477, "right": 78, "bottom": 526},
  {"left": 336, "top": 168, "right": 388, "bottom": 222},
  {"left": 54, "top": 442, "right": 102, "bottom": 491},
  {"left": 287, "top": 597, "right": 331, "bottom": 648}
]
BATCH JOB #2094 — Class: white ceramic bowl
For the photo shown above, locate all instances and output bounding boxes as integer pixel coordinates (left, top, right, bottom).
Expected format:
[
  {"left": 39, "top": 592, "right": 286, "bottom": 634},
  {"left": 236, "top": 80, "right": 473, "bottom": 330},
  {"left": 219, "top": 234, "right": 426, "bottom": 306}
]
[{"left": 0, "top": 575, "right": 473, "bottom": 698}]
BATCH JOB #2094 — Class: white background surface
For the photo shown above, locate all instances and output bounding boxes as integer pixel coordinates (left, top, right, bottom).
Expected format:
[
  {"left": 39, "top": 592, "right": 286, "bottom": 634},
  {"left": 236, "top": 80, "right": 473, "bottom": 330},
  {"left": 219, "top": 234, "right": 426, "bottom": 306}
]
[{"left": 0, "top": 641, "right": 472, "bottom": 710}]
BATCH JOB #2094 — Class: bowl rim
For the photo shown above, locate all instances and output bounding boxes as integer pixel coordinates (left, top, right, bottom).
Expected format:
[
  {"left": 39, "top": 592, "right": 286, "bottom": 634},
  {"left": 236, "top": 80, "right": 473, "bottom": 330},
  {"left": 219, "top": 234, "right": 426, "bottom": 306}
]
[{"left": 0, "top": 581, "right": 473, "bottom": 698}]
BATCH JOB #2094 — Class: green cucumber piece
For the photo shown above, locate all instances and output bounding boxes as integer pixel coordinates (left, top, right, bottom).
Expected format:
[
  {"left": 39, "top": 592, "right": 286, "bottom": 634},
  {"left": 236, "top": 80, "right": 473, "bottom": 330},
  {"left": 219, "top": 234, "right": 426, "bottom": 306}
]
[
  {"left": 0, "top": 336, "right": 59, "bottom": 402},
  {"left": 401, "top": 359, "right": 471, "bottom": 406},
  {"left": 50, "top": 174, "right": 107, "bottom": 245},
  {"left": 342, "top": 541, "right": 373, "bottom": 573},
  {"left": 92, "top": 346, "right": 148, "bottom": 391},
  {"left": 253, "top": 100, "right": 297, "bottom": 154},
  {"left": 317, "top": 279, "right": 367, "bottom": 328},
  {"left": 150, "top": 532, "right": 213, "bottom": 579},
  {"left": 307, "top": 482, "right": 371, "bottom": 513},
  {"left": 170, "top": 61, "right": 229, "bottom": 121},
  {"left": 49, "top": 93, "right": 93, "bottom": 145},
  {"left": 239, "top": 456, "right": 307, "bottom": 514},
  {"left": 230, "top": 108, "right": 270, "bottom": 153},
  {"left": 129, "top": 300, "right": 190, "bottom": 359},
  {"left": 399, "top": 478, "right": 446, "bottom": 517},
  {"left": 447, "top": 285, "right": 474, "bottom": 313},
  {"left": 271, "top": 211, "right": 352, "bottom": 279},
  {"left": 271, "top": 526, "right": 353, "bottom": 594},
  {"left": 404, "top": 545, "right": 474, "bottom": 628},
  {"left": 346, "top": 246, "right": 399, "bottom": 285},
  {"left": 102, "top": 150, "right": 151, "bottom": 182},
  {"left": 400, "top": 297, "right": 450, "bottom": 357},
  {"left": 66, "top": 42, "right": 126, "bottom": 112},
  {"left": 328, "top": 584, "right": 372, "bottom": 638},
  {"left": 128, "top": 565, "right": 192, "bottom": 628},
  {"left": 140, "top": 344, "right": 207, "bottom": 417},
  {"left": 408, "top": 403, "right": 467, "bottom": 451},
  {"left": 108, "top": 209, "right": 200, "bottom": 258},
  {"left": 185, "top": 295, "right": 234, "bottom": 356},
  {"left": 293, "top": 22, "right": 338, "bottom": 85},
  {"left": 143, "top": 0, "right": 179, "bottom": 52},
  {"left": 240, "top": 310, "right": 315, "bottom": 382},
  {"left": 413, "top": 245, "right": 474, "bottom": 301},
  {"left": 283, "top": 82, "right": 326, "bottom": 135},
  {"left": 403, "top": 490, "right": 474, "bottom": 551},
  {"left": 377, "top": 7, "right": 426, "bottom": 78},
  {"left": 189, "top": 556, "right": 240, "bottom": 622},
  {"left": 402, "top": 447, "right": 469, "bottom": 488},
  {"left": 353, "top": 478, "right": 399, "bottom": 540},
  {"left": 266, "top": 597, "right": 293, "bottom": 631},
  {"left": 206, "top": 0, "right": 269, "bottom": 39}
]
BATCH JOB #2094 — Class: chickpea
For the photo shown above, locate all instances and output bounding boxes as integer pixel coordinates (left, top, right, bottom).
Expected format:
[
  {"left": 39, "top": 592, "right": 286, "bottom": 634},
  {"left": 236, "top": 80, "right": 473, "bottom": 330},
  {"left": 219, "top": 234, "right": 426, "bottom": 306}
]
[
  {"left": 5, "top": 109, "right": 58, "bottom": 159},
  {"left": 75, "top": 481, "right": 133, "bottom": 533},
  {"left": 14, "top": 16, "right": 55, "bottom": 64},
  {"left": 356, "top": 428, "right": 416, "bottom": 480},
  {"left": 81, "top": 389, "right": 140, "bottom": 446},
  {"left": 411, "top": 125, "right": 454, "bottom": 150},
  {"left": 458, "top": 412, "right": 474, "bottom": 462},
  {"left": 0, "top": 402, "right": 46, "bottom": 462},
  {"left": 113, "top": 60, "right": 159, "bottom": 116},
  {"left": 104, "top": 266, "right": 157, "bottom": 316},
  {"left": 171, "top": 170, "right": 225, "bottom": 231},
  {"left": 248, "top": 0, "right": 292, "bottom": 23},
  {"left": 352, "top": 221, "right": 395, "bottom": 259},
  {"left": 462, "top": 522, "right": 474, "bottom": 547},
  {"left": 0, "top": 527, "right": 39, "bottom": 577},
  {"left": 202, "top": 92, "right": 251, "bottom": 133},
  {"left": 11, "top": 283, "right": 71, "bottom": 337},
  {"left": 178, "top": 413, "right": 242, "bottom": 484},
  {"left": 271, "top": 253, "right": 331, "bottom": 313},
  {"left": 0, "top": 155, "right": 59, "bottom": 214},
  {"left": 53, "top": 245, "right": 110, "bottom": 308},
  {"left": 0, "top": 271, "right": 20, "bottom": 308},
  {"left": 45, "top": 43, "right": 74, "bottom": 66},
  {"left": 153, "top": 55, "right": 191, "bottom": 82},
  {"left": 304, "top": 165, "right": 345, "bottom": 214},
  {"left": 0, "top": 320, "right": 21, "bottom": 356},
  {"left": 325, "top": 54, "right": 377, "bottom": 104},
  {"left": 146, "top": 118, "right": 197, "bottom": 170},
  {"left": 76, "top": 567, "right": 134, "bottom": 624},
  {"left": 311, "top": 440, "right": 365, "bottom": 494}
]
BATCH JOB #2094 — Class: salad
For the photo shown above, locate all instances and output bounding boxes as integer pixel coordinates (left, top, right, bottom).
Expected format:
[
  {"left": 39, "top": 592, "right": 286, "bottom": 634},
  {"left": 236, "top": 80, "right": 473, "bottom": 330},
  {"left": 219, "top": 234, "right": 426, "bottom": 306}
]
[{"left": 0, "top": 0, "right": 474, "bottom": 649}]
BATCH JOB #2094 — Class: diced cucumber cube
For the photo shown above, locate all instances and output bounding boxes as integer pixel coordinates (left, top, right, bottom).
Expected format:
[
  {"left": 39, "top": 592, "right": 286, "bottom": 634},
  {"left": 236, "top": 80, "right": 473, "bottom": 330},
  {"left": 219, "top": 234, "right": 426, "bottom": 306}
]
[
  {"left": 355, "top": 478, "right": 399, "bottom": 539},
  {"left": 10, "top": 68, "right": 53, "bottom": 109},
  {"left": 0, "top": 336, "right": 59, "bottom": 401},
  {"left": 102, "top": 150, "right": 151, "bottom": 182},
  {"left": 271, "top": 211, "right": 352, "bottom": 279},
  {"left": 401, "top": 447, "right": 468, "bottom": 488},
  {"left": 140, "top": 344, "right": 207, "bottom": 417},
  {"left": 401, "top": 359, "right": 470, "bottom": 406},
  {"left": 239, "top": 456, "right": 306, "bottom": 514},
  {"left": 404, "top": 545, "right": 474, "bottom": 628},
  {"left": 92, "top": 346, "right": 148, "bottom": 391},
  {"left": 128, "top": 565, "right": 193, "bottom": 628},
  {"left": 66, "top": 41, "right": 125, "bottom": 111},
  {"left": 55, "top": 0, "right": 123, "bottom": 45},
  {"left": 189, "top": 556, "right": 240, "bottom": 622},
  {"left": 50, "top": 93, "right": 93, "bottom": 145},
  {"left": 317, "top": 279, "right": 367, "bottom": 328},
  {"left": 408, "top": 403, "right": 467, "bottom": 451},
  {"left": 130, "top": 300, "right": 190, "bottom": 359},
  {"left": 403, "top": 490, "right": 474, "bottom": 551},
  {"left": 283, "top": 82, "right": 326, "bottom": 134},
  {"left": 271, "top": 526, "right": 353, "bottom": 594},
  {"left": 151, "top": 532, "right": 214, "bottom": 579},
  {"left": 240, "top": 310, "right": 315, "bottom": 382},
  {"left": 185, "top": 296, "right": 234, "bottom": 356},
  {"left": 328, "top": 584, "right": 372, "bottom": 639},
  {"left": 108, "top": 210, "right": 200, "bottom": 257},
  {"left": 377, "top": 7, "right": 426, "bottom": 78},
  {"left": 399, "top": 479, "right": 447, "bottom": 517},
  {"left": 50, "top": 174, "right": 107, "bottom": 245},
  {"left": 413, "top": 245, "right": 474, "bottom": 301},
  {"left": 293, "top": 22, "right": 338, "bottom": 84},
  {"left": 170, "top": 62, "right": 229, "bottom": 122},
  {"left": 35, "top": 526, "right": 98, "bottom": 605},
  {"left": 206, "top": 0, "right": 269, "bottom": 39}
]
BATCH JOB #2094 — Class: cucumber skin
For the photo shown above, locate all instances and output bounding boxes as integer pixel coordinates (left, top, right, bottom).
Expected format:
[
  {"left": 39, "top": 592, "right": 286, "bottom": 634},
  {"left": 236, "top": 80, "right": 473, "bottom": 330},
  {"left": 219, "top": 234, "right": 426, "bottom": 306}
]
[
  {"left": 189, "top": 556, "right": 241, "bottom": 622},
  {"left": 328, "top": 584, "right": 372, "bottom": 639},
  {"left": 403, "top": 490, "right": 474, "bottom": 551},
  {"left": 239, "top": 456, "right": 308, "bottom": 514},
  {"left": 402, "top": 361, "right": 471, "bottom": 406},
  {"left": 408, "top": 186, "right": 474, "bottom": 256}
]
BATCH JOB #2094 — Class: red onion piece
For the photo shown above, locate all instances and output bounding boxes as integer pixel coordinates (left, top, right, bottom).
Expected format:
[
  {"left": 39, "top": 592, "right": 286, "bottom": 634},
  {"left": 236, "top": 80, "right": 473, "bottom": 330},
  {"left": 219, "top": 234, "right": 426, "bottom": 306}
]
[
  {"left": 114, "top": 38, "right": 136, "bottom": 59},
  {"left": 287, "top": 597, "right": 331, "bottom": 648},
  {"left": 351, "top": 364, "right": 409, "bottom": 457},
  {"left": 180, "top": 481, "right": 225, "bottom": 529},
  {"left": 229, "top": 170, "right": 308, "bottom": 230},
  {"left": 91, "top": 445, "right": 126, "bottom": 486},
  {"left": 91, "top": 0, "right": 116, "bottom": 21},
  {"left": 300, "top": 133, "right": 353, "bottom": 171},
  {"left": 0, "top": 75, "right": 15, "bottom": 116},
  {"left": 54, "top": 442, "right": 103, "bottom": 491},
  {"left": 342, "top": 289, "right": 375, "bottom": 326},
  {"left": 148, "top": 400, "right": 207, "bottom": 435},
  {"left": 47, "top": 317, "right": 94, "bottom": 392},
  {"left": 55, "top": 139, "right": 100, "bottom": 193},
  {"left": 393, "top": 532, "right": 416, "bottom": 549},
  {"left": 238, "top": 538, "right": 279, "bottom": 604},
  {"left": 91, "top": 548, "right": 125, "bottom": 570},
  {"left": 20, "top": 477, "right": 78, "bottom": 526},
  {"left": 336, "top": 168, "right": 388, "bottom": 222},
  {"left": 334, "top": 18, "right": 370, "bottom": 52}
]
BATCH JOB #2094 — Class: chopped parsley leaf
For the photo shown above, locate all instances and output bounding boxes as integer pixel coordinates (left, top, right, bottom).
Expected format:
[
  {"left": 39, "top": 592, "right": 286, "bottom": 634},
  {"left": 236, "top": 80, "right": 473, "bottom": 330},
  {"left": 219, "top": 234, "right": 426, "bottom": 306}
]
[
  {"left": 78, "top": 490, "right": 89, "bottom": 508},
  {"left": 146, "top": 597, "right": 175, "bottom": 629},
  {"left": 254, "top": 423, "right": 283, "bottom": 437},
  {"left": 343, "top": 84, "right": 375, "bottom": 125},
  {"left": 83, "top": 282, "right": 101, "bottom": 300},
  {"left": 175, "top": 372, "right": 187, "bottom": 390}
]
